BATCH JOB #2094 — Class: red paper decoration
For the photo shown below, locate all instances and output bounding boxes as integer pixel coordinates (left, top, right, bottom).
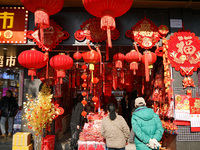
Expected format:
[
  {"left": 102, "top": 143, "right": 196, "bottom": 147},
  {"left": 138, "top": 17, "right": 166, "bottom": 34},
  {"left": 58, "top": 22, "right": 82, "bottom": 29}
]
[
  {"left": 37, "top": 66, "right": 55, "bottom": 86},
  {"left": 27, "top": 20, "right": 69, "bottom": 51},
  {"left": 158, "top": 25, "right": 169, "bottom": 36},
  {"left": 18, "top": 48, "right": 47, "bottom": 80},
  {"left": 182, "top": 77, "right": 195, "bottom": 88},
  {"left": 50, "top": 53, "right": 73, "bottom": 84},
  {"left": 168, "top": 30, "right": 200, "bottom": 76},
  {"left": 126, "top": 17, "right": 161, "bottom": 49},
  {"left": 113, "top": 53, "right": 125, "bottom": 69},
  {"left": 21, "top": 0, "right": 64, "bottom": 43},
  {"left": 82, "top": 0, "right": 133, "bottom": 48},
  {"left": 141, "top": 51, "right": 157, "bottom": 82},
  {"left": 125, "top": 50, "right": 142, "bottom": 75}
]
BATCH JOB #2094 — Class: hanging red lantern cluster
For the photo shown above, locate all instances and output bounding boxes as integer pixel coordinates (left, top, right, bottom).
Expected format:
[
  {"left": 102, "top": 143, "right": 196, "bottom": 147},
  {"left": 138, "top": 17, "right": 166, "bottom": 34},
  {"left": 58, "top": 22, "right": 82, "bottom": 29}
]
[
  {"left": 125, "top": 50, "right": 142, "bottom": 75},
  {"left": 50, "top": 53, "right": 73, "bottom": 84},
  {"left": 18, "top": 48, "right": 47, "bottom": 80},
  {"left": 21, "top": 0, "right": 64, "bottom": 43},
  {"left": 82, "top": 0, "right": 133, "bottom": 48},
  {"left": 113, "top": 53, "right": 125, "bottom": 69}
]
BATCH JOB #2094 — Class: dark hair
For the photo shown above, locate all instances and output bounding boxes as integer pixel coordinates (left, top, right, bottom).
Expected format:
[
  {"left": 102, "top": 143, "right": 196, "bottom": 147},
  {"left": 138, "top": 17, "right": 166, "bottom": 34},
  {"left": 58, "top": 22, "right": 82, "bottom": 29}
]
[
  {"left": 7, "top": 90, "right": 13, "bottom": 97},
  {"left": 108, "top": 103, "right": 116, "bottom": 120},
  {"left": 77, "top": 93, "right": 83, "bottom": 103}
]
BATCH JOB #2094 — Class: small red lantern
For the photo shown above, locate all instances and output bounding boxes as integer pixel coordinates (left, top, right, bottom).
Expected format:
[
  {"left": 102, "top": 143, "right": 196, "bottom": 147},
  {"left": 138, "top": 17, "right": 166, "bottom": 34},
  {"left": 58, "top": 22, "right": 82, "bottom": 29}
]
[
  {"left": 82, "top": 49, "right": 100, "bottom": 82},
  {"left": 82, "top": 83, "right": 87, "bottom": 88},
  {"left": 93, "top": 77, "right": 99, "bottom": 84},
  {"left": 18, "top": 48, "right": 47, "bottom": 80},
  {"left": 82, "top": 64, "right": 87, "bottom": 70},
  {"left": 82, "top": 92, "right": 87, "bottom": 97},
  {"left": 92, "top": 96, "right": 99, "bottom": 103},
  {"left": 73, "top": 51, "right": 82, "bottom": 68},
  {"left": 81, "top": 73, "right": 87, "bottom": 80},
  {"left": 82, "top": 0, "right": 133, "bottom": 48},
  {"left": 81, "top": 111, "right": 87, "bottom": 117},
  {"left": 125, "top": 50, "right": 142, "bottom": 75},
  {"left": 141, "top": 51, "right": 157, "bottom": 82},
  {"left": 113, "top": 53, "right": 125, "bottom": 69},
  {"left": 50, "top": 53, "right": 74, "bottom": 84},
  {"left": 81, "top": 99, "right": 87, "bottom": 106}
]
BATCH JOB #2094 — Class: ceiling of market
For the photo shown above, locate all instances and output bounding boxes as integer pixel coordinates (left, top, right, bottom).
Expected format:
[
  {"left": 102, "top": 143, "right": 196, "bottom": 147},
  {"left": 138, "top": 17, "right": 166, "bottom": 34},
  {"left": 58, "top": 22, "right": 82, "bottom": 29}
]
[{"left": 1, "top": 0, "right": 200, "bottom": 8}]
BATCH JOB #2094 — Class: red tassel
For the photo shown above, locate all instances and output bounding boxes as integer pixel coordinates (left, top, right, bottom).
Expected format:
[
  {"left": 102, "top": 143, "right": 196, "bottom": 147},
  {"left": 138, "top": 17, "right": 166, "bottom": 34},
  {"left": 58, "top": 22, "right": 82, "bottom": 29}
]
[
  {"left": 130, "top": 62, "right": 138, "bottom": 75},
  {"left": 145, "top": 53, "right": 149, "bottom": 82},
  {"left": 72, "top": 72, "right": 75, "bottom": 88},
  {"left": 28, "top": 69, "right": 36, "bottom": 81},
  {"left": 101, "top": 15, "right": 115, "bottom": 48},
  {"left": 77, "top": 73, "right": 80, "bottom": 87},
  {"left": 106, "top": 42, "right": 109, "bottom": 61},
  {"left": 115, "top": 60, "right": 122, "bottom": 68},
  {"left": 96, "top": 47, "right": 102, "bottom": 75},
  {"left": 69, "top": 73, "right": 71, "bottom": 88}
]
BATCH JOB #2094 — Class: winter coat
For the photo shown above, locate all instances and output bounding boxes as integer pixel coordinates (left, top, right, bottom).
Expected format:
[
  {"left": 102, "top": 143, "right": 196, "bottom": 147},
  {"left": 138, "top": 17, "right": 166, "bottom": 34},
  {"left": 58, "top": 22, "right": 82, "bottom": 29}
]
[
  {"left": 131, "top": 106, "right": 164, "bottom": 150},
  {"left": 0, "top": 96, "right": 19, "bottom": 117},
  {"left": 70, "top": 102, "right": 84, "bottom": 126},
  {"left": 101, "top": 114, "right": 130, "bottom": 148}
]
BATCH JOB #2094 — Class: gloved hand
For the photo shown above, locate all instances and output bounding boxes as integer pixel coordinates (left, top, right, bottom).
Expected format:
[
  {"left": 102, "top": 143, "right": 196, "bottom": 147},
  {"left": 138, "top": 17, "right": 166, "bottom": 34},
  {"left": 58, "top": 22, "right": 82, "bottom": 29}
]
[
  {"left": 147, "top": 139, "right": 156, "bottom": 149},
  {"left": 152, "top": 138, "right": 161, "bottom": 148}
]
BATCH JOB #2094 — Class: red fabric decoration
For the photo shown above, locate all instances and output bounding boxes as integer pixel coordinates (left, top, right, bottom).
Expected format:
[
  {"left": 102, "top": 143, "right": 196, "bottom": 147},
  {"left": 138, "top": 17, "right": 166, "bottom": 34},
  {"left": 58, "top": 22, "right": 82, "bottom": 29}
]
[
  {"left": 41, "top": 135, "right": 55, "bottom": 150},
  {"left": 27, "top": 20, "right": 69, "bottom": 51},
  {"left": 21, "top": 0, "right": 64, "bottom": 44},
  {"left": 141, "top": 51, "right": 157, "bottom": 82},
  {"left": 126, "top": 17, "right": 161, "bottom": 49},
  {"left": 50, "top": 53, "right": 73, "bottom": 84},
  {"left": 72, "top": 72, "right": 76, "bottom": 88},
  {"left": 113, "top": 53, "right": 125, "bottom": 69},
  {"left": 125, "top": 50, "right": 142, "bottom": 75},
  {"left": 76, "top": 73, "right": 80, "bottom": 87},
  {"left": 168, "top": 30, "right": 200, "bottom": 76},
  {"left": 82, "top": 0, "right": 133, "bottom": 48},
  {"left": 18, "top": 48, "right": 47, "bottom": 80},
  {"left": 74, "top": 18, "right": 119, "bottom": 43},
  {"left": 37, "top": 66, "right": 55, "bottom": 86}
]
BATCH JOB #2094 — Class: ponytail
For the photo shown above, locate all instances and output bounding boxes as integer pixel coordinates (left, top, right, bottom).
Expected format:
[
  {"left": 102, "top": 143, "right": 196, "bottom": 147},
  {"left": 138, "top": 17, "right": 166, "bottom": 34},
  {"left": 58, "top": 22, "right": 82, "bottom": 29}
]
[{"left": 108, "top": 103, "right": 116, "bottom": 120}]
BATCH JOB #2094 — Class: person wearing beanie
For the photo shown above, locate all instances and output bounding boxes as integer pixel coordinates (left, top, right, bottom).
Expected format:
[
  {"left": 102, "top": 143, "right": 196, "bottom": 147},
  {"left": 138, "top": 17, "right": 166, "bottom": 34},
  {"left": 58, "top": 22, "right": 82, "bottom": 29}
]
[{"left": 131, "top": 97, "right": 164, "bottom": 150}]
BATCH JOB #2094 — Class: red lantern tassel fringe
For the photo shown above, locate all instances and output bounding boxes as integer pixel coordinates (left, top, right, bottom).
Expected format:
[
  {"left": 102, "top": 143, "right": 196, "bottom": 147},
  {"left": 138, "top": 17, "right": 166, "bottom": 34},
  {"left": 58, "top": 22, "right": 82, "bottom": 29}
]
[
  {"left": 130, "top": 62, "right": 138, "bottom": 75},
  {"left": 145, "top": 54, "right": 149, "bottom": 82},
  {"left": 28, "top": 69, "right": 36, "bottom": 81},
  {"left": 106, "top": 42, "right": 109, "bottom": 61}
]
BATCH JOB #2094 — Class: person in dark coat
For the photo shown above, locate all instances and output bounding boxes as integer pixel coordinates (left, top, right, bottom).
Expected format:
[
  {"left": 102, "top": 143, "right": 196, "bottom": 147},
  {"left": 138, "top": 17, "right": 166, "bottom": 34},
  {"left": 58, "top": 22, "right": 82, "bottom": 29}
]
[
  {"left": 121, "top": 94, "right": 131, "bottom": 128},
  {"left": 70, "top": 93, "right": 84, "bottom": 149},
  {"left": 0, "top": 90, "right": 18, "bottom": 137}
]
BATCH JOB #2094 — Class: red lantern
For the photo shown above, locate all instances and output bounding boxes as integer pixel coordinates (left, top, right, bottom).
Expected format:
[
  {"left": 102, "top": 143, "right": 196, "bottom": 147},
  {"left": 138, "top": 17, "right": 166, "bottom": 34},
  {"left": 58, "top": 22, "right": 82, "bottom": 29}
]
[
  {"left": 141, "top": 51, "right": 157, "bottom": 82},
  {"left": 81, "top": 99, "right": 87, "bottom": 106},
  {"left": 21, "top": 0, "right": 64, "bottom": 43},
  {"left": 82, "top": 83, "right": 87, "bottom": 88},
  {"left": 18, "top": 48, "right": 47, "bottom": 80},
  {"left": 93, "top": 77, "right": 99, "bottom": 84},
  {"left": 82, "top": 49, "right": 100, "bottom": 82},
  {"left": 81, "top": 111, "right": 87, "bottom": 117},
  {"left": 82, "top": 92, "right": 87, "bottom": 97},
  {"left": 125, "top": 50, "right": 142, "bottom": 75},
  {"left": 81, "top": 73, "right": 87, "bottom": 80},
  {"left": 82, "top": 0, "right": 133, "bottom": 48},
  {"left": 50, "top": 53, "right": 74, "bottom": 84},
  {"left": 113, "top": 53, "right": 125, "bottom": 69},
  {"left": 92, "top": 96, "right": 99, "bottom": 103},
  {"left": 73, "top": 51, "right": 82, "bottom": 68},
  {"left": 82, "top": 64, "right": 87, "bottom": 70}
]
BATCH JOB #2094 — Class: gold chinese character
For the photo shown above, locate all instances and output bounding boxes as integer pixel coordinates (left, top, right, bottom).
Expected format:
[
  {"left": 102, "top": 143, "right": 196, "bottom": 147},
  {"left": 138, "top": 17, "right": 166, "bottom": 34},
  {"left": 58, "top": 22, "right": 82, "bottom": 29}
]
[
  {"left": 6, "top": 56, "right": 16, "bottom": 67},
  {"left": 194, "top": 99, "right": 200, "bottom": 109},
  {"left": 0, "top": 12, "right": 14, "bottom": 29},
  {"left": 0, "top": 56, "right": 4, "bottom": 67}
]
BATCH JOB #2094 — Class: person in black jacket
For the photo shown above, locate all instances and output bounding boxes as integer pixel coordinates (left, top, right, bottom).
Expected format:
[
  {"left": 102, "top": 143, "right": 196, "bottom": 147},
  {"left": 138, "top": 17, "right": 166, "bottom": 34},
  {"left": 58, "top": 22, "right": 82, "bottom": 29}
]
[
  {"left": 121, "top": 94, "right": 130, "bottom": 125},
  {"left": 70, "top": 93, "right": 84, "bottom": 149},
  {"left": 0, "top": 90, "right": 18, "bottom": 137}
]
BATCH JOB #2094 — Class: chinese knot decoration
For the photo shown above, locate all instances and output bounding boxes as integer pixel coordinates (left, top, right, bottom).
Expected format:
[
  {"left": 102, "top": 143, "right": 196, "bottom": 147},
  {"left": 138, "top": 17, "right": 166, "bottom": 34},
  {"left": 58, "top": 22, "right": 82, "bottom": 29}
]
[
  {"left": 126, "top": 17, "right": 161, "bottom": 49},
  {"left": 168, "top": 30, "right": 200, "bottom": 76},
  {"left": 27, "top": 20, "right": 69, "bottom": 52},
  {"left": 21, "top": 0, "right": 64, "bottom": 44},
  {"left": 82, "top": 0, "right": 133, "bottom": 48},
  {"left": 182, "top": 76, "right": 195, "bottom": 88}
]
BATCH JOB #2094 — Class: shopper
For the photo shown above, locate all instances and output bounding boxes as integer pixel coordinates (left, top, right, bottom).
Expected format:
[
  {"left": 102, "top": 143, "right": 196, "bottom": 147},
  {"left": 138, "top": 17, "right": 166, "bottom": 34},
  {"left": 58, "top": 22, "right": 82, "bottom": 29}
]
[
  {"left": 0, "top": 90, "right": 18, "bottom": 137},
  {"left": 70, "top": 93, "right": 84, "bottom": 149},
  {"left": 121, "top": 94, "right": 131, "bottom": 127},
  {"left": 131, "top": 97, "right": 164, "bottom": 150},
  {"left": 101, "top": 103, "right": 130, "bottom": 150}
]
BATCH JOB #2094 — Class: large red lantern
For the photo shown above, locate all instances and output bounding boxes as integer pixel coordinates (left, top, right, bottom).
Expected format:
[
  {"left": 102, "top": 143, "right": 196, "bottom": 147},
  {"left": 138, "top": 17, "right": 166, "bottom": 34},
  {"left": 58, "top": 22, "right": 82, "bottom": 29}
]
[
  {"left": 82, "top": 0, "right": 133, "bottom": 48},
  {"left": 50, "top": 53, "right": 74, "bottom": 84},
  {"left": 125, "top": 50, "right": 142, "bottom": 75},
  {"left": 113, "top": 53, "right": 125, "bottom": 69},
  {"left": 21, "top": 0, "right": 64, "bottom": 43},
  {"left": 18, "top": 48, "right": 47, "bottom": 80},
  {"left": 141, "top": 51, "right": 157, "bottom": 82}
]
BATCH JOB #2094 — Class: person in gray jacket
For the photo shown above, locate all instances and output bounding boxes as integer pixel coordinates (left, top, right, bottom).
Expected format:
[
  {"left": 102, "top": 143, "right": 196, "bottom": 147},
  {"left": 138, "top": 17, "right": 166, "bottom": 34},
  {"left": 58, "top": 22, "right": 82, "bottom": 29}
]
[{"left": 101, "top": 103, "right": 130, "bottom": 150}]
